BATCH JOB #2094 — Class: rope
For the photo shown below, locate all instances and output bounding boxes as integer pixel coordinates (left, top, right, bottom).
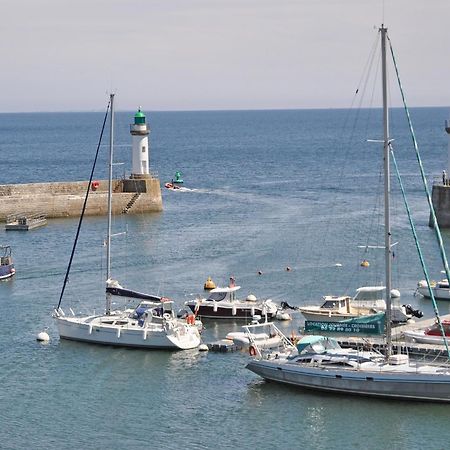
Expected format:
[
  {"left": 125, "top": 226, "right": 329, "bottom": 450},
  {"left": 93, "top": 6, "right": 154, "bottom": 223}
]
[
  {"left": 391, "top": 148, "right": 450, "bottom": 358},
  {"left": 388, "top": 34, "right": 450, "bottom": 356},
  {"left": 56, "top": 99, "right": 111, "bottom": 310}
]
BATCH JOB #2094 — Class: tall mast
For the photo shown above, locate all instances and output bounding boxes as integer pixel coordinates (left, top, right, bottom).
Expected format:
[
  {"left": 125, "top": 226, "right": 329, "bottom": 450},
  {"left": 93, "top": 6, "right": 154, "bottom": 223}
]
[
  {"left": 106, "top": 92, "right": 115, "bottom": 315},
  {"left": 380, "top": 26, "right": 392, "bottom": 356}
]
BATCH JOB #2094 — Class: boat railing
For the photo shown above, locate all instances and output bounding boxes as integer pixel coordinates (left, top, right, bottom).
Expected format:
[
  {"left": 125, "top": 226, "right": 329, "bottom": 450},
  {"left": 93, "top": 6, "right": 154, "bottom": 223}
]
[{"left": 244, "top": 322, "right": 296, "bottom": 358}]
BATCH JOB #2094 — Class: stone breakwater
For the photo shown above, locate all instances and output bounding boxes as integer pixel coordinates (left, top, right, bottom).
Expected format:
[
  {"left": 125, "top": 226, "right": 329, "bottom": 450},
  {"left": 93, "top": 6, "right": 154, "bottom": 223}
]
[{"left": 0, "top": 177, "right": 162, "bottom": 221}]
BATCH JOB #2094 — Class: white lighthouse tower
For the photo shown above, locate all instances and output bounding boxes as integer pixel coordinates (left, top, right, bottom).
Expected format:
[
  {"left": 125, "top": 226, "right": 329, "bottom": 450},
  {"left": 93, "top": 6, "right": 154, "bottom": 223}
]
[{"left": 130, "top": 108, "right": 150, "bottom": 177}]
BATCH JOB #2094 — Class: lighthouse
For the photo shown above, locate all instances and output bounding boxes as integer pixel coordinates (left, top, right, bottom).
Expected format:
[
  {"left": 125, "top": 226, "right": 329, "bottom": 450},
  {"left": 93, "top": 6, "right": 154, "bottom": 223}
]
[{"left": 130, "top": 108, "right": 150, "bottom": 177}]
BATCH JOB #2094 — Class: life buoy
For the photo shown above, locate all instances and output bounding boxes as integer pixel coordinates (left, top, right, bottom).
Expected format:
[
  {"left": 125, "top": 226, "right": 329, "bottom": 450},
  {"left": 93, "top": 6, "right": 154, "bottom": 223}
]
[
  {"left": 186, "top": 315, "right": 195, "bottom": 325},
  {"left": 249, "top": 345, "right": 257, "bottom": 356},
  {"left": 91, "top": 180, "right": 100, "bottom": 191}
]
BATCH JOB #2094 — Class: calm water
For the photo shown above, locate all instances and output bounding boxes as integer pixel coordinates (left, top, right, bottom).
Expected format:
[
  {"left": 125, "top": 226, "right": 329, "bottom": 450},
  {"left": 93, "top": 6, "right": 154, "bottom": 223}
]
[{"left": 1, "top": 107, "right": 450, "bottom": 449}]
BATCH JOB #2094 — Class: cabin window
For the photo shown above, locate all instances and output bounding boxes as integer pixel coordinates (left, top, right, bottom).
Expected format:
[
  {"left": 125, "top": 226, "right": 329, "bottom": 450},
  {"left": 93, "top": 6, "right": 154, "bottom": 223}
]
[{"left": 142, "top": 146, "right": 146, "bottom": 153}]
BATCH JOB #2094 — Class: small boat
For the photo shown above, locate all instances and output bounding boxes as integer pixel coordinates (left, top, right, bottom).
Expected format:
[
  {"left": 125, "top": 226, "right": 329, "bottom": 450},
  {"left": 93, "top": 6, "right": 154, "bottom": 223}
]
[
  {"left": 417, "top": 279, "right": 450, "bottom": 300},
  {"left": 299, "top": 286, "right": 422, "bottom": 325},
  {"left": 226, "top": 321, "right": 284, "bottom": 350},
  {"left": 0, "top": 245, "right": 15, "bottom": 280},
  {"left": 403, "top": 320, "right": 450, "bottom": 345},
  {"left": 185, "top": 278, "right": 284, "bottom": 320},
  {"left": 204, "top": 276, "right": 216, "bottom": 290}
]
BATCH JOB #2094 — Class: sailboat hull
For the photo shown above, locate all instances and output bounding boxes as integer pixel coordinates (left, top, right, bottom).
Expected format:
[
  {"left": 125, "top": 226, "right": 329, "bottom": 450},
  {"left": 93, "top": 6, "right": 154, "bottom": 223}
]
[
  {"left": 247, "top": 359, "right": 450, "bottom": 402},
  {"left": 55, "top": 316, "right": 201, "bottom": 350}
]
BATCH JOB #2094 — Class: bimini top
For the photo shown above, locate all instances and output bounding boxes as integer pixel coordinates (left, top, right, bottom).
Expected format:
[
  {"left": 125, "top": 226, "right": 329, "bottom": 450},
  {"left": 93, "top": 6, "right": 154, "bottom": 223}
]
[
  {"left": 296, "top": 336, "right": 340, "bottom": 354},
  {"left": 354, "top": 286, "right": 385, "bottom": 301}
]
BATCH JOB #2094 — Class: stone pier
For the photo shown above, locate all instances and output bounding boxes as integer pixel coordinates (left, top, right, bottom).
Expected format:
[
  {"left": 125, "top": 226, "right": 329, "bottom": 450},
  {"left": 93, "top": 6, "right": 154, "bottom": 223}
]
[{"left": 0, "top": 177, "right": 162, "bottom": 221}]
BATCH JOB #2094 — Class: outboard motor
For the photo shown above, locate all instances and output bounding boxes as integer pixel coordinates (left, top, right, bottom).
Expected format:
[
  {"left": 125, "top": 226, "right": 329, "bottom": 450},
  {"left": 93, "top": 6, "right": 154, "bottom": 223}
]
[
  {"left": 403, "top": 304, "right": 423, "bottom": 319},
  {"left": 280, "top": 301, "right": 298, "bottom": 311}
]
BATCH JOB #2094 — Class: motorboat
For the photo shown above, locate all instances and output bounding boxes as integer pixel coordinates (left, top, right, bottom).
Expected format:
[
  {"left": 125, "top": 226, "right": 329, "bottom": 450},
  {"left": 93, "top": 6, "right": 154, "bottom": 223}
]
[
  {"left": 184, "top": 279, "right": 286, "bottom": 320},
  {"left": 246, "top": 26, "right": 450, "bottom": 402},
  {"left": 0, "top": 245, "right": 15, "bottom": 280},
  {"left": 53, "top": 94, "right": 201, "bottom": 350},
  {"left": 225, "top": 317, "right": 284, "bottom": 350},
  {"left": 299, "top": 286, "right": 422, "bottom": 324},
  {"left": 403, "top": 320, "right": 450, "bottom": 345},
  {"left": 417, "top": 279, "right": 450, "bottom": 300}
]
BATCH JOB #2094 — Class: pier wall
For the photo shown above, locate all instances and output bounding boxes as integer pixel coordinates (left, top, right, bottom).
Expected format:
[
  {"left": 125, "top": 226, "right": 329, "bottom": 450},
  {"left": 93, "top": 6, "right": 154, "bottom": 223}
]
[
  {"left": 430, "top": 184, "right": 450, "bottom": 228},
  {"left": 0, "top": 178, "right": 162, "bottom": 221}
]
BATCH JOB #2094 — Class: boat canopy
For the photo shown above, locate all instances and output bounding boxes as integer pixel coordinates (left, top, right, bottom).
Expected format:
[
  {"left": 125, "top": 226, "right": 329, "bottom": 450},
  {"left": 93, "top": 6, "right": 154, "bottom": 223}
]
[
  {"left": 353, "top": 286, "right": 385, "bottom": 301},
  {"left": 296, "top": 336, "right": 340, "bottom": 354}
]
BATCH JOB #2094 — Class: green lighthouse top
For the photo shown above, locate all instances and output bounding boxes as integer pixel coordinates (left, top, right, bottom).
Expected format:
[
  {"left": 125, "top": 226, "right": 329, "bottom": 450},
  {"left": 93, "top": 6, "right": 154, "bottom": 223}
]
[{"left": 134, "top": 108, "right": 146, "bottom": 125}]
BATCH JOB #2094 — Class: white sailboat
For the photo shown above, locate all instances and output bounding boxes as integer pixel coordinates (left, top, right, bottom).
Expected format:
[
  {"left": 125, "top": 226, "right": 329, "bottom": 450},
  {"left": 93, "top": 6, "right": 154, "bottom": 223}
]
[
  {"left": 246, "top": 26, "right": 450, "bottom": 402},
  {"left": 53, "top": 94, "right": 201, "bottom": 350}
]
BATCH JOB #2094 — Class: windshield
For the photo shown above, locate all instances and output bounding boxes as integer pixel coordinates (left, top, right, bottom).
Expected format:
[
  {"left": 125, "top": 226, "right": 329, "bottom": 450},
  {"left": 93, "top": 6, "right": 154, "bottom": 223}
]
[{"left": 207, "top": 292, "right": 227, "bottom": 302}]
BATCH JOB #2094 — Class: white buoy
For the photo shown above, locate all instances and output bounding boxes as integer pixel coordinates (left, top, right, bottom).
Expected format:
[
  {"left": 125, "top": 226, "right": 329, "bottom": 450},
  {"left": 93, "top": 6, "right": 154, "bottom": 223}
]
[
  {"left": 198, "top": 343, "right": 209, "bottom": 352},
  {"left": 335, "top": 263, "right": 342, "bottom": 267},
  {"left": 36, "top": 330, "right": 50, "bottom": 342}
]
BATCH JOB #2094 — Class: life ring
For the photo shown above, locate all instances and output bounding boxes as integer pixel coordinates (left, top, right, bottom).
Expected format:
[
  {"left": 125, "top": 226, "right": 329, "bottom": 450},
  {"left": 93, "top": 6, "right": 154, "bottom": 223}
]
[
  {"left": 91, "top": 180, "right": 100, "bottom": 191},
  {"left": 186, "top": 315, "right": 195, "bottom": 325},
  {"left": 249, "top": 345, "right": 257, "bottom": 356}
]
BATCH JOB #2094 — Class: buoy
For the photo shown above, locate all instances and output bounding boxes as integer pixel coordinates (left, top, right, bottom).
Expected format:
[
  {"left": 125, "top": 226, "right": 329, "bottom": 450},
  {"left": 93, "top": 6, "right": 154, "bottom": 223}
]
[
  {"left": 286, "top": 266, "right": 291, "bottom": 271},
  {"left": 258, "top": 270, "right": 263, "bottom": 275},
  {"left": 91, "top": 180, "right": 100, "bottom": 191},
  {"left": 360, "top": 259, "right": 370, "bottom": 267},
  {"left": 36, "top": 330, "right": 50, "bottom": 342},
  {"left": 335, "top": 263, "right": 342, "bottom": 267},
  {"left": 198, "top": 343, "right": 209, "bottom": 352},
  {"left": 204, "top": 276, "right": 216, "bottom": 290}
]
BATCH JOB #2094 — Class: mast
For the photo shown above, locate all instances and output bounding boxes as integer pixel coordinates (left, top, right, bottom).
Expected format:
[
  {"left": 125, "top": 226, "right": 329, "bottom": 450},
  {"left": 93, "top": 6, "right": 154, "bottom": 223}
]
[
  {"left": 380, "top": 25, "right": 392, "bottom": 357},
  {"left": 106, "top": 92, "right": 115, "bottom": 315}
]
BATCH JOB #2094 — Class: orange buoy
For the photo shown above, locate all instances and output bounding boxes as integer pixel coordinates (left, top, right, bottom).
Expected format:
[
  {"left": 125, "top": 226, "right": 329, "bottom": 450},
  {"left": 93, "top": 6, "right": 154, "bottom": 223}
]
[
  {"left": 91, "top": 180, "right": 100, "bottom": 191},
  {"left": 360, "top": 259, "right": 370, "bottom": 268},
  {"left": 249, "top": 345, "right": 257, "bottom": 356}
]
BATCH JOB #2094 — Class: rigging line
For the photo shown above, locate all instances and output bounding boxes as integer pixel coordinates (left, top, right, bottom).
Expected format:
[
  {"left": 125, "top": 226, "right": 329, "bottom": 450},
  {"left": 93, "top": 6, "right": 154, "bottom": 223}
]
[
  {"left": 390, "top": 148, "right": 450, "bottom": 359},
  {"left": 388, "top": 35, "right": 450, "bottom": 289},
  {"left": 56, "top": 99, "right": 111, "bottom": 311}
]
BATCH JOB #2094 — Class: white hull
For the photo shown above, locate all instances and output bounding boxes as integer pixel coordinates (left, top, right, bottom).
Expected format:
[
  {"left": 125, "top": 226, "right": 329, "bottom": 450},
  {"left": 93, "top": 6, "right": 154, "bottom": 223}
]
[
  {"left": 226, "top": 331, "right": 282, "bottom": 349},
  {"left": 417, "top": 286, "right": 450, "bottom": 300},
  {"left": 55, "top": 315, "right": 201, "bottom": 350},
  {"left": 247, "top": 358, "right": 450, "bottom": 402},
  {"left": 403, "top": 329, "right": 450, "bottom": 345}
]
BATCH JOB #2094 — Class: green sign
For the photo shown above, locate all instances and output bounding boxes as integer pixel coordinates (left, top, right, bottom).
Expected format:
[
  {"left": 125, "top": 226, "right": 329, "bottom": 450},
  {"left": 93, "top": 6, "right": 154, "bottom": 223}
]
[{"left": 305, "top": 313, "right": 385, "bottom": 335}]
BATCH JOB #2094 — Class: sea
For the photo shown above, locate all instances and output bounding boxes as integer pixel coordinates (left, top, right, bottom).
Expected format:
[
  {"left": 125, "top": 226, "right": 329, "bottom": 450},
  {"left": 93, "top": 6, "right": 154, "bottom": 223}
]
[{"left": 1, "top": 107, "right": 450, "bottom": 449}]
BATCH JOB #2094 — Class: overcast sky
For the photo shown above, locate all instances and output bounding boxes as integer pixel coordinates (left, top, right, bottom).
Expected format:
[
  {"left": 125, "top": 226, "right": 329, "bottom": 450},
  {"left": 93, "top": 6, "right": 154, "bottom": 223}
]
[{"left": 1, "top": 0, "right": 449, "bottom": 112}]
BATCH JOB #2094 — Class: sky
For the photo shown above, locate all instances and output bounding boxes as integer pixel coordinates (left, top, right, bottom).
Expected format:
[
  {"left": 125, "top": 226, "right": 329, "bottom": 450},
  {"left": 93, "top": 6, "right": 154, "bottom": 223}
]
[{"left": 1, "top": 0, "right": 449, "bottom": 112}]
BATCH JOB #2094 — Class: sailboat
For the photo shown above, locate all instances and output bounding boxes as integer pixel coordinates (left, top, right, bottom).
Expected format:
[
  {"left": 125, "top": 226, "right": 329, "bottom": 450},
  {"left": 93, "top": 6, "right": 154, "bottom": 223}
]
[
  {"left": 246, "top": 26, "right": 450, "bottom": 402},
  {"left": 53, "top": 94, "right": 201, "bottom": 350}
]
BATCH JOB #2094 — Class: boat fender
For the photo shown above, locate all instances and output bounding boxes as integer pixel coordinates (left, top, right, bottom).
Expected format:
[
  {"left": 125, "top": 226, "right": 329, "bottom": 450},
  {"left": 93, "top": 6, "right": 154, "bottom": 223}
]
[
  {"left": 213, "top": 301, "right": 218, "bottom": 313},
  {"left": 249, "top": 345, "right": 257, "bottom": 356},
  {"left": 232, "top": 305, "right": 237, "bottom": 316},
  {"left": 91, "top": 180, "right": 100, "bottom": 191}
]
